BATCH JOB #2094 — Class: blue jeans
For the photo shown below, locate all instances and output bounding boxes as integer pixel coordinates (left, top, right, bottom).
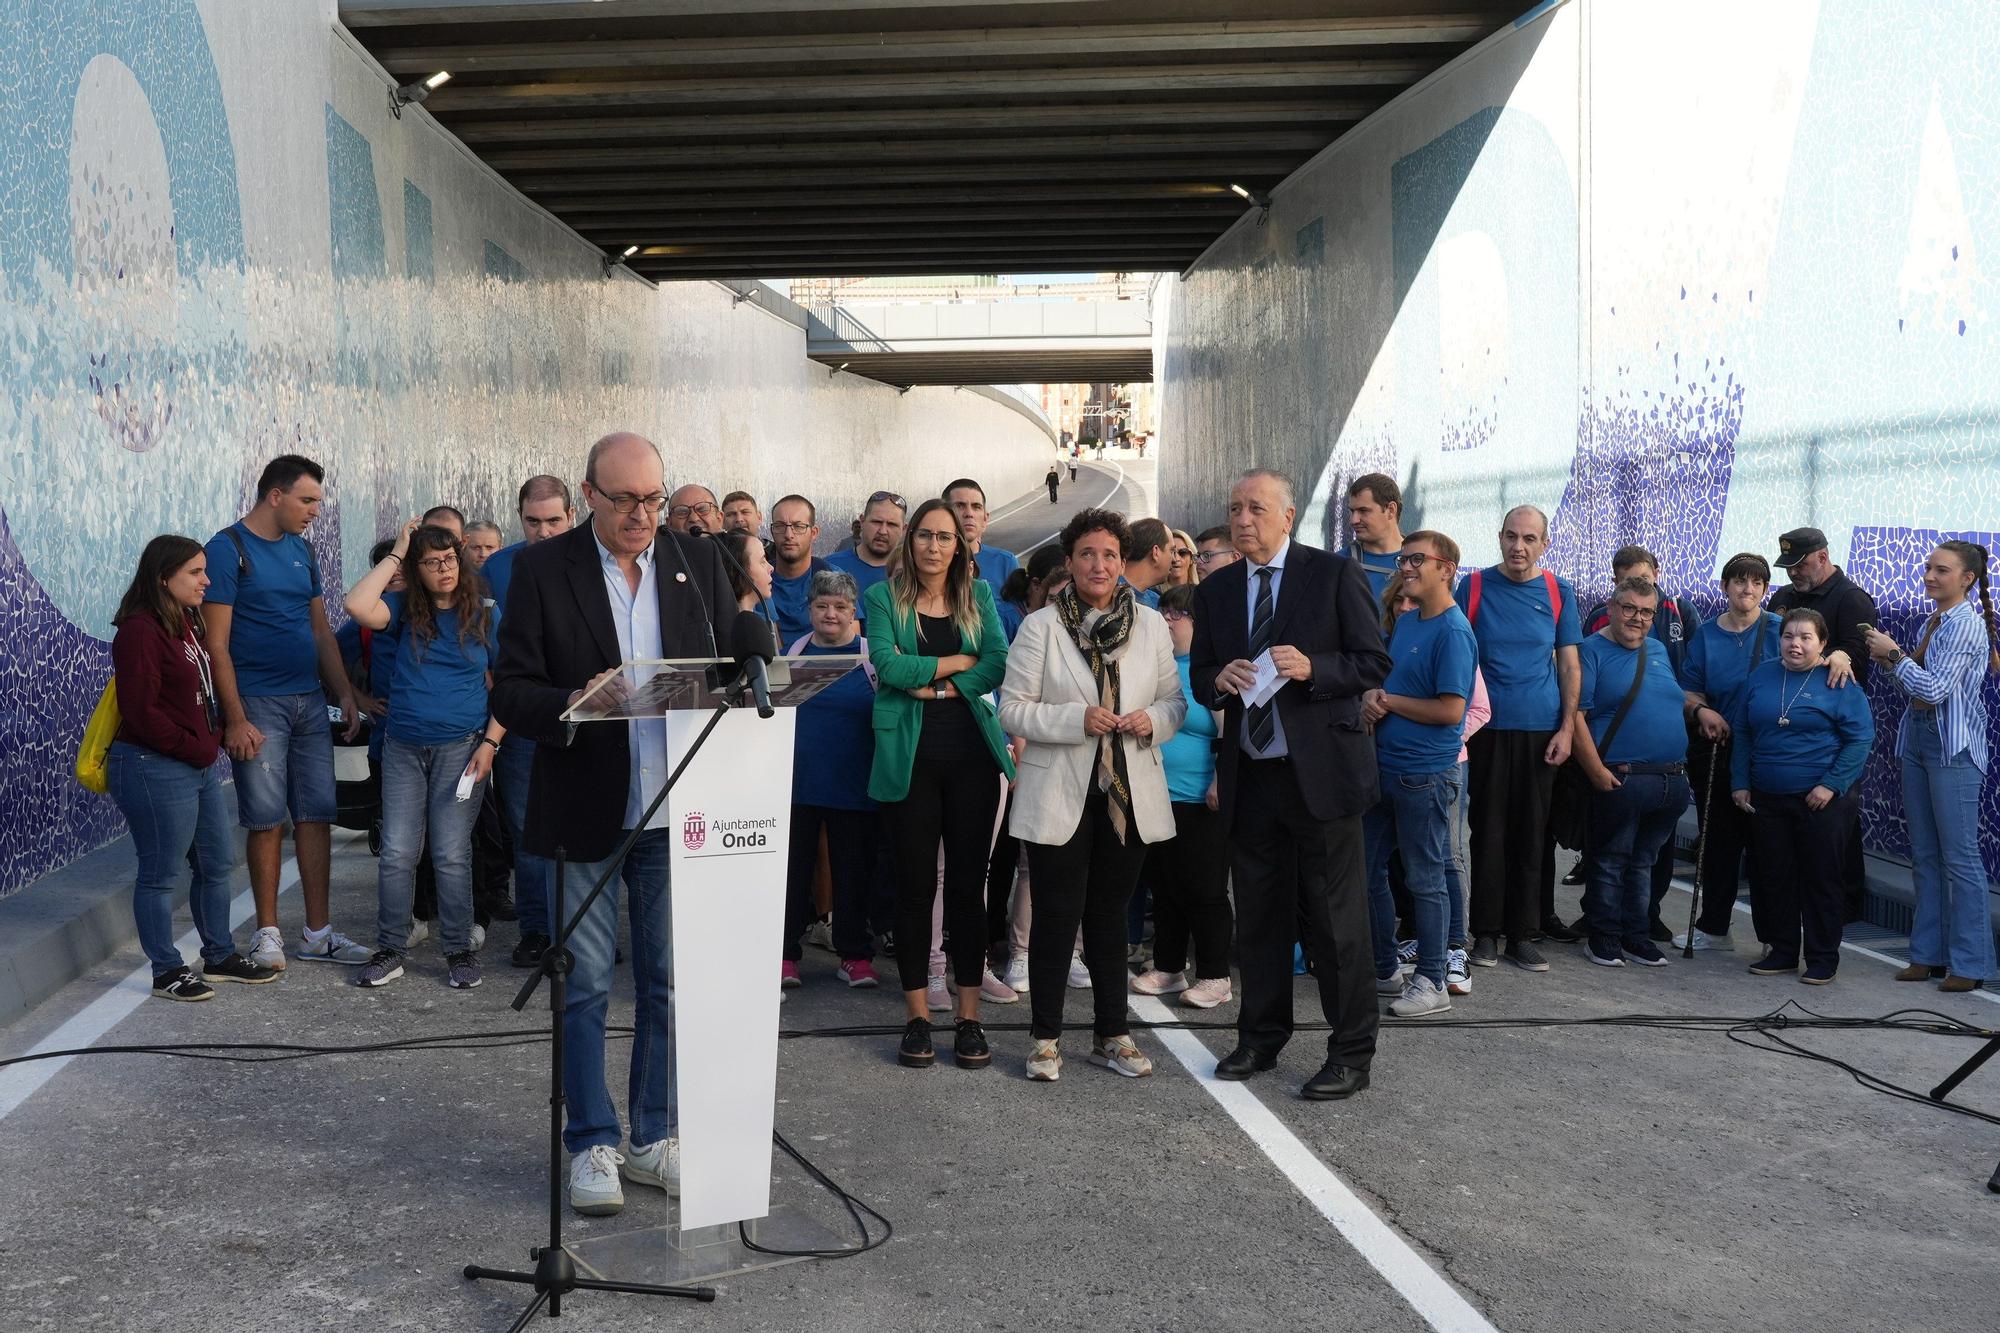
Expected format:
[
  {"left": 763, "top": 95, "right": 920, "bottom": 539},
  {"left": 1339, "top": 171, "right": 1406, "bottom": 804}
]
[
  {"left": 1364, "top": 767, "right": 1458, "bottom": 986},
  {"left": 106, "top": 741, "right": 238, "bottom": 975},
  {"left": 494, "top": 736, "right": 552, "bottom": 937},
  {"left": 1583, "top": 772, "right": 1692, "bottom": 948},
  {"left": 231, "top": 691, "right": 338, "bottom": 830},
  {"left": 560, "top": 829, "right": 676, "bottom": 1154},
  {"left": 1444, "top": 758, "right": 1470, "bottom": 947},
  {"left": 376, "top": 735, "right": 483, "bottom": 956},
  {"left": 1902, "top": 715, "right": 1997, "bottom": 981}
]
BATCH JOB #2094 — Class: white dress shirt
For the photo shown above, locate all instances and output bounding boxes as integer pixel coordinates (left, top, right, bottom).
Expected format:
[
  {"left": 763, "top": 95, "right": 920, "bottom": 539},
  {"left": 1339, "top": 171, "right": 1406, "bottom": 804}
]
[
  {"left": 593, "top": 530, "right": 670, "bottom": 830},
  {"left": 1241, "top": 537, "right": 1291, "bottom": 759}
]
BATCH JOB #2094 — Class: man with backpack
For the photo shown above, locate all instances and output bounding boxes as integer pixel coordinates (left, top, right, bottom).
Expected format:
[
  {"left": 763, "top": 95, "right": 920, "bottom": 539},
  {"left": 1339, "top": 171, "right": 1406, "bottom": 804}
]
[{"left": 1455, "top": 505, "right": 1582, "bottom": 973}]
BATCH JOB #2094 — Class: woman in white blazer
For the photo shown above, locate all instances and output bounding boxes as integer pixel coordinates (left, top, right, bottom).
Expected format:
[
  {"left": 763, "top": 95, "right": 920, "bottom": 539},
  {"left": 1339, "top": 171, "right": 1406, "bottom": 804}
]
[{"left": 1000, "top": 508, "right": 1187, "bottom": 1083}]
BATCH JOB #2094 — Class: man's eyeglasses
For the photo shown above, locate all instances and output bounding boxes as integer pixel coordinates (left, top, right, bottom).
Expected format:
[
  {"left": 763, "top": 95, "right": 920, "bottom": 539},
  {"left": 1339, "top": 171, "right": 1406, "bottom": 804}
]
[
  {"left": 1195, "top": 548, "right": 1230, "bottom": 565},
  {"left": 599, "top": 491, "right": 669, "bottom": 515},
  {"left": 911, "top": 529, "right": 958, "bottom": 546},
  {"left": 770, "top": 521, "right": 814, "bottom": 535},
  {"left": 1613, "top": 602, "right": 1658, "bottom": 621},
  {"left": 415, "top": 554, "right": 458, "bottom": 573},
  {"left": 1396, "top": 551, "right": 1448, "bottom": 569},
  {"left": 868, "top": 490, "right": 908, "bottom": 511},
  {"left": 668, "top": 501, "right": 718, "bottom": 521}
]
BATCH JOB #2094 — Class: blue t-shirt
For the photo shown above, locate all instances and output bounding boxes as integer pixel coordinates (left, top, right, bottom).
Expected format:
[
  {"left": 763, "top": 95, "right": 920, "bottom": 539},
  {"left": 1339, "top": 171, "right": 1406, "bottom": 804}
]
[
  {"left": 973, "top": 546, "right": 1020, "bottom": 592},
  {"left": 996, "top": 598, "right": 1027, "bottom": 643},
  {"left": 1731, "top": 661, "right": 1875, "bottom": 796},
  {"left": 380, "top": 592, "right": 492, "bottom": 746},
  {"left": 791, "top": 640, "right": 875, "bottom": 811},
  {"left": 1455, "top": 567, "right": 1583, "bottom": 731},
  {"left": 1161, "top": 653, "right": 1219, "bottom": 802},
  {"left": 1350, "top": 546, "right": 1401, "bottom": 602},
  {"left": 1375, "top": 606, "right": 1479, "bottom": 775},
  {"left": 771, "top": 555, "right": 834, "bottom": 647},
  {"left": 482, "top": 541, "right": 523, "bottom": 615},
  {"left": 336, "top": 618, "right": 400, "bottom": 762},
  {"left": 1577, "top": 634, "right": 1688, "bottom": 767},
  {"left": 203, "top": 523, "right": 323, "bottom": 697},
  {"left": 1678, "top": 612, "right": 1782, "bottom": 727},
  {"left": 824, "top": 549, "right": 891, "bottom": 622}
]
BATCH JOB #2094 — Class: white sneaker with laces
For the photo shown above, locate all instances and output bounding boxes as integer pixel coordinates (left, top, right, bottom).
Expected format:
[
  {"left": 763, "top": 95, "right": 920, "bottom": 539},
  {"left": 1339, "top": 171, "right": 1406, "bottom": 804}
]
[
  {"left": 296, "top": 928, "right": 372, "bottom": 964},
  {"left": 248, "top": 926, "right": 287, "bottom": 972},
  {"left": 1389, "top": 973, "right": 1452, "bottom": 1018},
  {"left": 1446, "top": 948, "right": 1473, "bottom": 996},
  {"left": 408, "top": 919, "right": 430, "bottom": 949},
  {"left": 621, "top": 1137, "right": 681, "bottom": 1197},
  {"left": 1673, "top": 928, "right": 1730, "bottom": 952},
  {"left": 1001, "top": 952, "right": 1030, "bottom": 993},
  {"left": 805, "top": 918, "right": 836, "bottom": 953},
  {"left": 569, "top": 1145, "right": 625, "bottom": 1216},
  {"left": 1066, "top": 953, "right": 1092, "bottom": 989},
  {"left": 471, "top": 923, "right": 487, "bottom": 952},
  {"left": 925, "top": 971, "right": 951, "bottom": 1011}
]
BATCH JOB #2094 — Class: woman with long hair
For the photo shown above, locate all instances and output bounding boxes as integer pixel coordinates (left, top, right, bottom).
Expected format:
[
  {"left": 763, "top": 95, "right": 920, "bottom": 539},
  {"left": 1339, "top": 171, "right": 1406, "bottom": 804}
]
[
  {"left": 1166, "top": 529, "right": 1202, "bottom": 588},
  {"left": 344, "top": 521, "right": 506, "bottom": 991},
  {"left": 719, "top": 527, "right": 774, "bottom": 613},
  {"left": 1866, "top": 540, "right": 1999, "bottom": 992},
  {"left": 108, "top": 535, "right": 280, "bottom": 1000},
  {"left": 1731, "top": 608, "right": 1874, "bottom": 984},
  {"left": 864, "top": 499, "right": 1013, "bottom": 1069}
]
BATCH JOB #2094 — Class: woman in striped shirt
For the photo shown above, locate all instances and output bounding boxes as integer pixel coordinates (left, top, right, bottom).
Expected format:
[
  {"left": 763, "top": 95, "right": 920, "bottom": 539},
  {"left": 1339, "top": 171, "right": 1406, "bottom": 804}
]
[{"left": 1866, "top": 540, "right": 2000, "bottom": 993}]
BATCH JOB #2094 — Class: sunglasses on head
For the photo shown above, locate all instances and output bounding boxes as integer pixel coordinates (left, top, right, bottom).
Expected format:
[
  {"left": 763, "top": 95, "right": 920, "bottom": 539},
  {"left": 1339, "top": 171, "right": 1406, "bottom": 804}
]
[{"left": 868, "top": 490, "right": 908, "bottom": 511}]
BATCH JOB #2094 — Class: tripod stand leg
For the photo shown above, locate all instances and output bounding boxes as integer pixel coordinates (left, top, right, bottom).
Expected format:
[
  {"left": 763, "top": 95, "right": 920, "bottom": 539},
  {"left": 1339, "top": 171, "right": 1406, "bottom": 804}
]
[{"left": 1928, "top": 1033, "right": 2000, "bottom": 1103}]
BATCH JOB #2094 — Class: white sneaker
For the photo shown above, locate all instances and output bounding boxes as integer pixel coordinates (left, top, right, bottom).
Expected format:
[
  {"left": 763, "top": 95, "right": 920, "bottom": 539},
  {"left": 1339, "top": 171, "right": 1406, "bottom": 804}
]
[
  {"left": 295, "top": 928, "right": 372, "bottom": 964},
  {"left": 1389, "top": 973, "right": 1452, "bottom": 1018},
  {"left": 408, "top": 919, "right": 430, "bottom": 949},
  {"left": 1375, "top": 963, "right": 1412, "bottom": 996},
  {"left": 1673, "top": 928, "right": 1730, "bottom": 952},
  {"left": 470, "top": 923, "right": 487, "bottom": 952},
  {"left": 925, "top": 971, "right": 951, "bottom": 1012},
  {"left": 248, "top": 925, "right": 287, "bottom": 972},
  {"left": 1130, "top": 969, "right": 1188, "bottom": 996},
  {"left": 1066, "top": 953, "right": 1092, "bottom": 989},
  {"left": 1001, "top": 952, "right": 1030, "bottom": 992},
  {"left": 1445, "top": 948, "right": 1473, "bottom": 996},
  {"left": 569, "top": 1145, "right": 625, "bottom": 1216},
  {"left": 805, "top": 918, "right": 836, "bottom": 953},
  {"left": 621, "top": 1137, "right": 680, "bottom": 1197}
]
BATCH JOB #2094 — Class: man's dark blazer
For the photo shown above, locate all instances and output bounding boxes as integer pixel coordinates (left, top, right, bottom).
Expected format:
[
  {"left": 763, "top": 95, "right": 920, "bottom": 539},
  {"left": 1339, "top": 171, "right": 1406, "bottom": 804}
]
[
  {"left": 490, "top": 522, "right": 736, "bottom": 863},
  {"left": 1189, "top": 539, "right": 1392, "bottom": 823}
]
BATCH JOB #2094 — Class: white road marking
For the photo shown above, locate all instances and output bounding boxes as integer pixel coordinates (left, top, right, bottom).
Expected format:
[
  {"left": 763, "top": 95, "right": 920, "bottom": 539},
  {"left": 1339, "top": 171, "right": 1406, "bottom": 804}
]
[
  {"left": 1130, "top": 994, "right": 1499, "bottom": 1333},
  {"left": 0, "top": 853, "right": 321, "bottom": 1121},
  {"left": 1016, "top": 461, "right": 1128, "bottom": 556}
]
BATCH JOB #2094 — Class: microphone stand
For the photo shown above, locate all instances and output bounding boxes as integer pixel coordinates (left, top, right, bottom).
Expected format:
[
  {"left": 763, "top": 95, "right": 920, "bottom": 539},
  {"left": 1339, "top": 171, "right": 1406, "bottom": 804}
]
[{"left": 465, "top": 676, "right": 760, "bottom": 1327}]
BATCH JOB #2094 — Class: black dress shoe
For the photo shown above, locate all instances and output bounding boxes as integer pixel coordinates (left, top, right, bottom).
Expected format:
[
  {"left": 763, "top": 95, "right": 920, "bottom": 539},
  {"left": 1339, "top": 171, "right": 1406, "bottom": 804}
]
[
  {"left": 510, "top": 932, "right": 551, "bottom": 969},
  {"left": 1213, "top": 1046, "right": 1278, "bottom": 1081},
  {"left": 1540, "top": 914, "right": 1582, "bottom": 944},
  {"left": 1301, "top": 1062, "right": 1371, "bottom": 1101}
]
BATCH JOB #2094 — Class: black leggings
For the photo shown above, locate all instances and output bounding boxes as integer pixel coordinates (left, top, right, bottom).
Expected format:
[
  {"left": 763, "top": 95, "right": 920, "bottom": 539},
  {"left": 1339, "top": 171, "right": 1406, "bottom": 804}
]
[
  {"left": 883, "top": 749, "right": 1001, "bottom": 992},
  {"left": 1025, "top": 790, "right": 1151, "bottom": 1039},
  {"left": 1143, "top": 801, "right": 1234, "bottom": 978}
]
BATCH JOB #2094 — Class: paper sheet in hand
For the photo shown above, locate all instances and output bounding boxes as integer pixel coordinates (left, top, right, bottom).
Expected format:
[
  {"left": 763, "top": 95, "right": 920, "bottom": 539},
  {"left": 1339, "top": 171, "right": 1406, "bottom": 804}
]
[{"left": 1244, "top": 651, "right": 1284, "bottom": 708}]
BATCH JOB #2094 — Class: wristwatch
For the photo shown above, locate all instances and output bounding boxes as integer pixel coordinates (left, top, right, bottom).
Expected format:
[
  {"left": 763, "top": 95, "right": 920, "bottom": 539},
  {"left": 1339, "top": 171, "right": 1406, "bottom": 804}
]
[{"left": 1886, "top": 647, "right": 1904, "bottom": 665}]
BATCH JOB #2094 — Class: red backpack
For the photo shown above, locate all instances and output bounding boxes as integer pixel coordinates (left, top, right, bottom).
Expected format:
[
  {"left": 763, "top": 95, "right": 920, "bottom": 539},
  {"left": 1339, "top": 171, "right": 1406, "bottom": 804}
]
[{"left": 1464, "top": 568, "right": 1562, "bottom": 627}]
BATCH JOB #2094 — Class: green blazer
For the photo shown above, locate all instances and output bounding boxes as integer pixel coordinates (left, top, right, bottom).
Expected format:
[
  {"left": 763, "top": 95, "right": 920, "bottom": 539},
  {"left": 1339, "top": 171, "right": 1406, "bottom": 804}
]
[{"left": 863, "top": 577, "right": 1016, "bottom": 802}]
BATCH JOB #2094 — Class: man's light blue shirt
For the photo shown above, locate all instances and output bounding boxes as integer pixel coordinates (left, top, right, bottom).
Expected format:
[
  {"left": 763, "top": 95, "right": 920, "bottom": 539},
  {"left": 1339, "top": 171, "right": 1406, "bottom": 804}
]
[{"left": 594, "top": 531, "right": 670, "bottom": 831}]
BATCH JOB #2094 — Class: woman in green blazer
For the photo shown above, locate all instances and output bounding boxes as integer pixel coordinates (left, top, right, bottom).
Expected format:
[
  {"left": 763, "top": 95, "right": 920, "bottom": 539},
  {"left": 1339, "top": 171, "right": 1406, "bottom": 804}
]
[{"left": 865, "top": 499, "right": 1014, "bottom": 1072}]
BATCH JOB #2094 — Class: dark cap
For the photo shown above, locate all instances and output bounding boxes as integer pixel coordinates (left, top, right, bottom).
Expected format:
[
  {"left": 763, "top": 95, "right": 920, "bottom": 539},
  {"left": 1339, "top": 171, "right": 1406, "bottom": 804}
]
[{"left": 1775, "top": 527, "right": 1828, "bottom": 568}]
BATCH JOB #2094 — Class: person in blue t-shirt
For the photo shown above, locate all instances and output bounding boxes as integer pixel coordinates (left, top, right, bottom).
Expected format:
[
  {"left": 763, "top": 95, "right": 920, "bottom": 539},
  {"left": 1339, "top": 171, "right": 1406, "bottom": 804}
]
[
  {"left": 1730, "top": 608, "right": 1874, "bottom": 983},
  {"left": 766, "top": 494, "right": 834, "bottom": 646},
  {"left": 1344, "top": 473, "right": 1406, "bottom": 601},
  {"left": 1129, "top": 583, "right": 1235, "bottom": 1009},
  {"left": 825, "top": 491, "right": 905, "bottom": 623},
  {"left": 944, "top": 478, "right": 1022, "bottom": 595},
  {"left": 1453, "top": 505, "right": 1582, "bottom": 972},
  {"left": 1569, "top": 577, "right": 1692, "bottom": 966},
  {"left": 780, "top": 569, "right": 883, "bottom": 989},
  {"left": 344, "top": 520, "right": 508, "bottom": 992},
  {"left": 1361, "top": 531, "right": 1476, "bottom": 1014},
  {"left": 1675, "top": 551, "right": 1783, "bottom": 949},
  {"left": 1122, "top": 517, "right": 1172, "bottom": 610},
  {"left": 203, "top": 454, "right": 371, "bottom": 972}
]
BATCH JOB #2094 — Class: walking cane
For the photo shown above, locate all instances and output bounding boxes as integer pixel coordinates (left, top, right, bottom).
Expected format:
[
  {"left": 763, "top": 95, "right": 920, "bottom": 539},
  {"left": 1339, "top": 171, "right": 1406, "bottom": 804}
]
[{"left": 1682, "top": 739, "right": 1719, "bottom": 959}]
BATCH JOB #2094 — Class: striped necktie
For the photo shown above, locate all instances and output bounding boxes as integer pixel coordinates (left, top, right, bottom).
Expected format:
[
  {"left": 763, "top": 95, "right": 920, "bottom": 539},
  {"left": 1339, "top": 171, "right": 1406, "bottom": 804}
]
[{"left": 1246, "top": 566, "right": 1276, "bottom": 752}]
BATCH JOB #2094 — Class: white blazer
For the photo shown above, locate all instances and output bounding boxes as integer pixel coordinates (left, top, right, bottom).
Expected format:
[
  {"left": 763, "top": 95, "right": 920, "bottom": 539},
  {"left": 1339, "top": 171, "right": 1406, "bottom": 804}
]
[{"left": 999, "top": 602, "right": 1188, "bottom": 846}]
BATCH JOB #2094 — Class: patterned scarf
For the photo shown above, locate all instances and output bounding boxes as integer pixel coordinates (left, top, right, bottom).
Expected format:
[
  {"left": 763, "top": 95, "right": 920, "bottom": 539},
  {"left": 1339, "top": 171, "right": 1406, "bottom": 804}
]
[{"left": 1054, "top": 582, "right": 1138, "bottom": 842}]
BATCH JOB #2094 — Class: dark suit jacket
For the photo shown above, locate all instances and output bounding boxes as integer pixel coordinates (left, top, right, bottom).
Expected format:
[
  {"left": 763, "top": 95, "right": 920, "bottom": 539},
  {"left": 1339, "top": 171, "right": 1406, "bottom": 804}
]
[
  {"left": 1189, "top": 539, "right": 1392, "bottom": 823},
  {"left": 490, "top": 523, "right": 737, "bottom": 862}
]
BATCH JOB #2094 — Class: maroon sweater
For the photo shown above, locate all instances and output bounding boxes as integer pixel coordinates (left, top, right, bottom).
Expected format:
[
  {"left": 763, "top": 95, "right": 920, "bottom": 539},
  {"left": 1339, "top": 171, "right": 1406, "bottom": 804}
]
[{"left": 112, "top": 615, "right": 222, "bottom": 769}]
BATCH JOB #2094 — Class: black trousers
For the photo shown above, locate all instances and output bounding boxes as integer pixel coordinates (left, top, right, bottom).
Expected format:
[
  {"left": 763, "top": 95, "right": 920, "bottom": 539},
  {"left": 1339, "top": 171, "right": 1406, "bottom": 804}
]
[
  {"left": 783, "top": 804, "right": 878, "bottom": 963},
  {"left": 1468, "top": 729, "right": 1556, "bottom": 940},
  {"left": 985, "top": 787, "right": 1020, "bottom": 954},
  {"left": 1025, "top": 789, "right": 1150, "bottom": 1039},
  {"left": 1748, "top": 789, "right": 1857, "bottom": 970},
  {"left": 1685, "top": 740, "right": 1754, "bottom": 936},
  {"left": 1143, "top": 801, "right": 1234, "bottom": 979},
  {"left": 883, "top": 749, "right": 1001, "bottom": 991},
  {"left": 1230, "top": 758, "right": 1376, "bottom": 1068}
]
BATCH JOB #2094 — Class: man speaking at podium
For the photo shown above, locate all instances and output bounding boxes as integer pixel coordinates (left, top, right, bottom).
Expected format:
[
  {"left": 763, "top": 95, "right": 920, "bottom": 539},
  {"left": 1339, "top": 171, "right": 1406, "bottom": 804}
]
[{"left": 492, "top": 432, "right": 737, "bottom": 1218}]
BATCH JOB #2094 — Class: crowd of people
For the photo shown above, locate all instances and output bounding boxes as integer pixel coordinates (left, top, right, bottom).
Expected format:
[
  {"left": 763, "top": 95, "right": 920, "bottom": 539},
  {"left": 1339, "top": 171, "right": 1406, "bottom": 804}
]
[{"left": 100, "top": 445, "right": 1996, "bottom": 1215}]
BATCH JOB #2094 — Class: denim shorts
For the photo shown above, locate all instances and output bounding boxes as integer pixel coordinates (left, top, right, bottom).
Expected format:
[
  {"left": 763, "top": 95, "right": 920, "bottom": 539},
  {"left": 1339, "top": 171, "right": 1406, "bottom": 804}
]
[{"left": 231, "top": 691, "right": 339, "bottom": 830}]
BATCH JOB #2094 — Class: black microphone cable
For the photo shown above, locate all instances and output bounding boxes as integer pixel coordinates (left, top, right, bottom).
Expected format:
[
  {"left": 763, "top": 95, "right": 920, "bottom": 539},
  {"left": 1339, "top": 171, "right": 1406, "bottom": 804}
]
[{"left": 658, "top": 523, "right": 720, "bottom": 658}]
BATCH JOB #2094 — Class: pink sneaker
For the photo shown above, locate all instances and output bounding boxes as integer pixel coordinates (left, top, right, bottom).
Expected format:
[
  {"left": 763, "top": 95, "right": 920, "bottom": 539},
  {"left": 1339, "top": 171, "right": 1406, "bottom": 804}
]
[
  {"left": 1181, "top": 977, "right": 1233, "bottom": 1009},
  {"left": 979, "top": 968, "right": 1019, "bottom": 1004},
  {"left": 835, "top": 959, "right": 880, "bottom": 988},
  {"left": 780, "top": 960, "right": 802, "bottom": 989},
  {"left": 1130, "top": 968, "right": 1188, "bottom": 996}
]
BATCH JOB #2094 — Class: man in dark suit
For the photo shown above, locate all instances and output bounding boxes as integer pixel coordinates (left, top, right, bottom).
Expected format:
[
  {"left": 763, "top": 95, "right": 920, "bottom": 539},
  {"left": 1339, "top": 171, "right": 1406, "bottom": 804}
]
[
  {"left": 491, "top": 432, "right": 735, "bottom": 1218},
  {"left": 1191, "top": 469, "right": 1392, "bottom": 1100}
]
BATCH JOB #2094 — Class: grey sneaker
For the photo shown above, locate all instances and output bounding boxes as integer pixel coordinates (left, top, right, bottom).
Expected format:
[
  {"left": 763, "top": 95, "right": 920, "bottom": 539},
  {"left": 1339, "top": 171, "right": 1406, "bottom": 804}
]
[
  {"left": 1504, "top": 939, "right": 1550, "bottom": 972},
  {"left": 248, "top": 925, "right": 287, "bottom": 972},
  {"left": 446, "top": 951, "right": 482, "bottom": 989},
  {"left": 1389, "top": 973, "right": 1452, "bottom": 1017},
  {"left": 1471, "top": 935, "right": 1501, "bottom": 968},
  {"left": 621, "top": 1137, "right": 681, "bottom": 1197},
  {"left": 354, "top": 950, "right": 404, "bottom": 988},
  {"left": 297, "top": 929, "right": 373, "bottom": 965},
  {"left": 1375, "top": 964, "right": 1411, "bottom": 996},
  {"left": 408, "top": 919, "right": 430, "bottom": 949}
]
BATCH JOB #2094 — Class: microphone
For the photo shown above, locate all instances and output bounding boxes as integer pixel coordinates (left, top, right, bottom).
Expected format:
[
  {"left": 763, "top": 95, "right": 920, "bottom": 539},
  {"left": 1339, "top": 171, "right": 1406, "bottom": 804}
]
[
  {"left": 729, "top": 608, "right": 777, "bottom": 718},
  {"left": 657, "top": 525, "right": 719, "bottom": 658}
]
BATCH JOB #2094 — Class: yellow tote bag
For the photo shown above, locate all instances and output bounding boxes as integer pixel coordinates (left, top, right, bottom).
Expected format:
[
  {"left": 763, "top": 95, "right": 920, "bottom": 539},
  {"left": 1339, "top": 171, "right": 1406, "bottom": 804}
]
[{"left": 74, "top": 679, "right": 120, "bottom": 795}]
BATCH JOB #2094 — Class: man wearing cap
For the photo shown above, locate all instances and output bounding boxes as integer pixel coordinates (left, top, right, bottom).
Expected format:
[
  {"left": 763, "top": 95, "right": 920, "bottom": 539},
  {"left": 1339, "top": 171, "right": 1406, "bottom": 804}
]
[{"left": 1767, "top": 526, "right": 1879, "bottom": 922}]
